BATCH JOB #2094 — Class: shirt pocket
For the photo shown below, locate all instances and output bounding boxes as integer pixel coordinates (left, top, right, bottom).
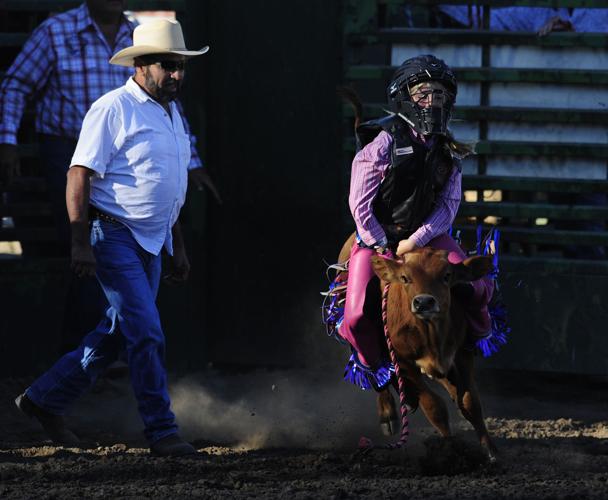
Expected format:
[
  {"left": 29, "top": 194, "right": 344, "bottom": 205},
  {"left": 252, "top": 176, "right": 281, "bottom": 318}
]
[
  {"left": 125, "top": 126, "right": 170, "bottom": 180},
  {"left": 58, "top": 59, "right": 100, "bottom": 89},
  {"left": 176, "top": 131, "right": 192, "bottom": 170}
]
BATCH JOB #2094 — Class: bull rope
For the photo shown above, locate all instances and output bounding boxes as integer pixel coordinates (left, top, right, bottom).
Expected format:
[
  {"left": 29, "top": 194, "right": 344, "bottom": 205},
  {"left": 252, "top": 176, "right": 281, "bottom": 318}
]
[
  {"left": 380, "top": 283, "right": 410, "bottom": 449},
  {"left": 360, "top": 283, "right": 410, "bottom": 451}
]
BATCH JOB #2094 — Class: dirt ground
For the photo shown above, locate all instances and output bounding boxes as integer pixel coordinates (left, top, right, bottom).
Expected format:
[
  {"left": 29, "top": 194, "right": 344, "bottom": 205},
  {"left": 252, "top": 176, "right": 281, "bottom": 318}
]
[{"left": 1, "top": 367, "right": 607, "bottom": 499}]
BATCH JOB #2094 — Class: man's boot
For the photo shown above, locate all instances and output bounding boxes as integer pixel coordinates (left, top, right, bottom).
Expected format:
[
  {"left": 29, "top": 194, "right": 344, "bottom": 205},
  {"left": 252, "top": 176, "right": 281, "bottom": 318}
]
[
  {"left": 15, "top": 393, "right": 80, "bottom": 446},
  {"left": 150, "top": 434, "right": 197, "bottom": 457}
]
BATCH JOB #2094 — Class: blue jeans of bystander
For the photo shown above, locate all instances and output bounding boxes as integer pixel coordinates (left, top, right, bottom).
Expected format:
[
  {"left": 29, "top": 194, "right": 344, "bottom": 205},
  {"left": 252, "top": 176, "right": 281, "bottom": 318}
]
[{"left": 26, "top": 219, "right": 177, "bottom": 444}]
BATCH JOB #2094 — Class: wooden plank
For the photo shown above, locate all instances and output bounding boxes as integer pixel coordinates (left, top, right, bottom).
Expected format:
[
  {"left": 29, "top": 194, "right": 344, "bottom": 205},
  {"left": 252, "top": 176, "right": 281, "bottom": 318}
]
[
  {"left": 344, "top": 139, "right": 608, "bottom": 158},
  {"left": 458, "top": 224, "right": 608, "bottom": 245},
  {"left": 462, "top": 175, "right": 608, "bottom": 193},
  {"left": 459, "top": 201, "right": 608, "bottom": 219},
  {"left": 346, "top": 65, "right": 608, "bottom": 85},
  {"left": 0, "top": 228, "right": 56, "bottom": 242},
  {"left": 475, "top": 140, "right": 608, "bottom": 158},
  {"left": 457, "top": 67, "right": 608, "bottom": 84},
  {"left": 0, "top": 203, "right": 51, "bottom": 216},
  {"left": 346, "top": 103, "right": 608, "bottom": 125},
  {"left": 350, "top": 29, "right": 608, "bottom": 49},
  {"left": 501, "top": 255, "right": 608, "bottom": 276},
  {"left": 455, "top": 106, "right": 608, "bottom": 124}
]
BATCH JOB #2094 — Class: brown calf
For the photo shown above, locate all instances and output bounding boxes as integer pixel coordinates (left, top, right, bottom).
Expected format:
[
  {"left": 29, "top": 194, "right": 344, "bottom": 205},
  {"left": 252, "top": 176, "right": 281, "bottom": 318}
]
[{"left": 371, "top": 248, "right": 497, "bottom": 461}]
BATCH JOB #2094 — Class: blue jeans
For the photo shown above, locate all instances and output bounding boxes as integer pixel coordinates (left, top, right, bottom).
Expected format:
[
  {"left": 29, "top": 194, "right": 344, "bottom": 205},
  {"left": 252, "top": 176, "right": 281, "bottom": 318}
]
[{"left": 26, "top": 219, "right": 177, "bottom": 444}]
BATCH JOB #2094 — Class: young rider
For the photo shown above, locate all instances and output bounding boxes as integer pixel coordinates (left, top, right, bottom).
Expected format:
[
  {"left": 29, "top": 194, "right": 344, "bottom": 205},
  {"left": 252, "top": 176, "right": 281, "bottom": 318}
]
[{"left": 338, "top": 54, "right": 494, "bottom": 388}]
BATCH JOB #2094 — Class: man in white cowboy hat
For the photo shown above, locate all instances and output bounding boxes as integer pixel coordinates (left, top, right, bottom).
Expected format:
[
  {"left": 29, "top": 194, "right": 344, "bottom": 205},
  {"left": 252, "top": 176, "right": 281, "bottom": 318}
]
[
  {"left": 0, "top": 0, "right": 219, "bottom": 358},
  {"left": 14, "top": 19, "right": 209, "bottom": 457}
]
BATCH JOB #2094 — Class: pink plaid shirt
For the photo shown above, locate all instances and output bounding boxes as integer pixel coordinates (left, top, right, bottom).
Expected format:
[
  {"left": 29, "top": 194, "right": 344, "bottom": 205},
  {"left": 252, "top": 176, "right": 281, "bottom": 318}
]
[{"left": 349, "top": 130, "right": 461, "bottom": 248}]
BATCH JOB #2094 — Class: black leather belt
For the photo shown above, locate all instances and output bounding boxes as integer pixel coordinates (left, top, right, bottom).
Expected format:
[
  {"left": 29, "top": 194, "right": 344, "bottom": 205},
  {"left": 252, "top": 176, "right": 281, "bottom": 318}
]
[{"left": 89, "top": 206, "right": 121, "bottom": 224}]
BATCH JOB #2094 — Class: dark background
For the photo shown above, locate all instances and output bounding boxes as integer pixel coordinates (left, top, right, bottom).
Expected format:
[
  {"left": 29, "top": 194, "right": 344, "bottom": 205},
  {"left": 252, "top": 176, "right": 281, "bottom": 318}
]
[
  {"left": 173, "top": 1, "right": 608, "bottom": 376},
  {"left": 163, "top": 0, "right": 348, "bottom": 371},
  {"left": 0, "top": 0, "right": 350, "bottom": 377},
  {"left": 2, "top": 1, "right": 607, "bottom": 378}
]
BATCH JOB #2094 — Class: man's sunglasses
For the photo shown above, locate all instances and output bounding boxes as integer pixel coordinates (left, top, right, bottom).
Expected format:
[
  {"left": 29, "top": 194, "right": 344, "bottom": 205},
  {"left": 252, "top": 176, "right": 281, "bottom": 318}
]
[{"left": 154, "top": 60, "right": 187, "bottom": 72}]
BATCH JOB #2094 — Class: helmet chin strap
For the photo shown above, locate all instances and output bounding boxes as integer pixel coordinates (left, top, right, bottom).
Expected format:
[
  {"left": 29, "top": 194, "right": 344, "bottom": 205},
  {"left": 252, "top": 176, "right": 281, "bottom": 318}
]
[
  {"left": 396, "top": 112, "right": 416, "bottom": 129},
  {"left": 396, "top": 109, "right": 450, "bottom": 136},
  {"left": 392, "top": 94, "right": 453, "bottom": 135}
]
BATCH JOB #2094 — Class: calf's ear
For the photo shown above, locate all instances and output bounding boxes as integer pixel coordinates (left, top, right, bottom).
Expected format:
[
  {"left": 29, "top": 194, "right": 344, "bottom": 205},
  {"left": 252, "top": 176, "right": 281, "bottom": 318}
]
[
  {"left": 371, "top": 255, "right": 403, "bottom": 283},
  {"left": 451, "top": 255, "right": 493, "bottom": 283}
]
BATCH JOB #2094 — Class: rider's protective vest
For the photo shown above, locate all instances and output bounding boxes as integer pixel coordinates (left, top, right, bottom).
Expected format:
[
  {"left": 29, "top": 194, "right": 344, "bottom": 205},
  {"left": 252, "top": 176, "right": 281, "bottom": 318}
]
[{"left": 356, "top": 115, "right": 457, "bottom": 245}]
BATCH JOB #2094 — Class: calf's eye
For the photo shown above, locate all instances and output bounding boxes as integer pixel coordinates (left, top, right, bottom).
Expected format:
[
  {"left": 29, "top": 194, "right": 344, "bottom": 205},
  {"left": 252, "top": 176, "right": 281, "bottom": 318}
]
[{"left": 400, "top": 275, "right": 412, "bottom": 284}]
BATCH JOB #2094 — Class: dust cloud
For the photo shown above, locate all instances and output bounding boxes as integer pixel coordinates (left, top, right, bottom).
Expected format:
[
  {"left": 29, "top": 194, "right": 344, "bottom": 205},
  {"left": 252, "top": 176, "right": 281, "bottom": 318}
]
[{"left": 170, "top": 369, "right": 391, "bottom": 450}]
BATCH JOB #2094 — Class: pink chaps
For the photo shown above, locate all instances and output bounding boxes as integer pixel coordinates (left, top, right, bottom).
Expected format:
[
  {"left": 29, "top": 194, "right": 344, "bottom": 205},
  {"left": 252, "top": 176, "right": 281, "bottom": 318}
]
[{"left": 337, "top": 233, "right": 494, "bottom": 367}]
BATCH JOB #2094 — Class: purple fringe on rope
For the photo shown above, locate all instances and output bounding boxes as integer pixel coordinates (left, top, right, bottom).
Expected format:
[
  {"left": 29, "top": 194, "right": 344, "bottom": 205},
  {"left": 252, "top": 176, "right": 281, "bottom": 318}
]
[{"left": 343, "top": 351, "right": 395, "bottom": 391}]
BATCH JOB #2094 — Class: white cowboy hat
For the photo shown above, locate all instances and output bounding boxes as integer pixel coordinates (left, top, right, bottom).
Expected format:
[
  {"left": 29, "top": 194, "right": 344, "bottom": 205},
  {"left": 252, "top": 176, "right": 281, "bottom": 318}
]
[{"left": 110, "top": 19, "right": 209, "bottom": 67}]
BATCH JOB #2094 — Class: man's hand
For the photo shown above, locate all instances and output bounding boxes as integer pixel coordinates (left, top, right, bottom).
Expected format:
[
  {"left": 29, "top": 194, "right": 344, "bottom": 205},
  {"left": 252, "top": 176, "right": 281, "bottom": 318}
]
[
  {"left": 71, "top": 242, "right": 96, "bottom": 278},
  {"left": 538, "top": 16, "right": 574, "bottom": 36},
  {"left": 396, "top": 238, "right": 418, "bottom": 257},
  {"left": 188, "top": 167, "right": 223, "bottom": 205},
  {"left": 0, "top": 143, "right": 21, "bottom": 186},
  {"left": 67, "top": 166, "right": 95, "bottom": 277},
  {"left": 163, "top": 248, "right": 190, "bottom": 285}
]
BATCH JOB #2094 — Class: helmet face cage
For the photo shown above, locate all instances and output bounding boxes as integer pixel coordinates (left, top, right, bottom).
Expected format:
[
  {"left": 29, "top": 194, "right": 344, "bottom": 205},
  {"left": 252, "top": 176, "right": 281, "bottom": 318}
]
[{"left": 387, "top": 55, "right": 457, "bottom": 136}]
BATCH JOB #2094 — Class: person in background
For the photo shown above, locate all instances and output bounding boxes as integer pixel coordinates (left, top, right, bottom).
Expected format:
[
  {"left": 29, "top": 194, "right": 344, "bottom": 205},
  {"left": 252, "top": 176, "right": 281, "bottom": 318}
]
[
  {"left": 0, "top": 0, "right": 220, "bottom": 351},
  {"left": 435, "top": 5, "right": 608, "bottom": 34}
]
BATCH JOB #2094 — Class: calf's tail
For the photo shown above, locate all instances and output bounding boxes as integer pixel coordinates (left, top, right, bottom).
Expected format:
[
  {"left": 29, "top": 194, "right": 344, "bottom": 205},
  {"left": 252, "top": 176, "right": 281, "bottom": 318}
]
[{"left": 337, "top": 86, "right": 363, "bottom": 131}]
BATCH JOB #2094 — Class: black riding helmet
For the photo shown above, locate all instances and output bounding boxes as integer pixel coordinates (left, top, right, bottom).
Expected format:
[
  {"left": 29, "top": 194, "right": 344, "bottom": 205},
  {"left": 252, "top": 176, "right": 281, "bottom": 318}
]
[{"left": 387, "top": 54, "right": 457, "bottom": 136}]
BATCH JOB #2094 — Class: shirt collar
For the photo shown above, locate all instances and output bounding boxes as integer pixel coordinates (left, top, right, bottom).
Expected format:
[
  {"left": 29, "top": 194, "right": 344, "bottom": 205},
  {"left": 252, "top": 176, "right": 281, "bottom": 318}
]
[
  {"left": 116, "top": 13, "right": 136, "bottom": 45},
  {"left": 125, "top": 78, "right": 178, "bottom": 113},
  {"left": 126, "top": 77, "right": 154, "bottom": 104},
  {"left": 74, "top": 3, "right": 95, "bottom": 33}
]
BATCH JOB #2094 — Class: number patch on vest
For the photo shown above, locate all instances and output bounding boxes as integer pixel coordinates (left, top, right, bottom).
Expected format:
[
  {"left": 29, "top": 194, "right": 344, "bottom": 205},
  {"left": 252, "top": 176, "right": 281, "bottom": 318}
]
[{"left": 395, "top": 146, "right": 414, "bottom": 156}]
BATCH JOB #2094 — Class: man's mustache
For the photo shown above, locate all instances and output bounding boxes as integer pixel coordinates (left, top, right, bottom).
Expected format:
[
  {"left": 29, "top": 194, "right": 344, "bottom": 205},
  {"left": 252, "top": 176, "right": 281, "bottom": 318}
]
[{"left": 162, "top": 79, "right": 181, "bottom": 89}]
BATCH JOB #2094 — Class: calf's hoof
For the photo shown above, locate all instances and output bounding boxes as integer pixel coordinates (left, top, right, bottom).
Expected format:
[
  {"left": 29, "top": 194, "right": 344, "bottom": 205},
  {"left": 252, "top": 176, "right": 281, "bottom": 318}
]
[
  {"left": 380, "top": 418, "right": 400, "bottom": 436},
  {"left": 482, "top": 441, "right": 498, "bottom": 464}
]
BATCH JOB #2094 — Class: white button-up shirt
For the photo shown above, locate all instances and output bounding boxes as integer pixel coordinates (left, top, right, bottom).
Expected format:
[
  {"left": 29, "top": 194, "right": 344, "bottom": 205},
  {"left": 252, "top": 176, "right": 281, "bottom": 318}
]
[{"left": 70, "top": 77, "right": 190, "bottom": 255}]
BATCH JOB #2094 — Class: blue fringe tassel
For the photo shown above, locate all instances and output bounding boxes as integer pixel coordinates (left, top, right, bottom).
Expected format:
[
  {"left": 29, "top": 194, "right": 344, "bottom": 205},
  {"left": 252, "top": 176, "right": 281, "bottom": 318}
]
[
  {"left": 322, "top": 262, "right": 395, "bottom": 389},
  {"left": 321, "top": 274, "right": 348, "bottom": 344},
  {"left": 343, "top": 351, "right": 395, "bottom": 391},
  {"left": 475, "top": 225, "right": 509, "bottom": 357},
  {"left": 450, "top": 224, "right": 511, "bottom": 357},
  {"left": 477, "top": 299, "right": 511, "bottom": 357}
]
